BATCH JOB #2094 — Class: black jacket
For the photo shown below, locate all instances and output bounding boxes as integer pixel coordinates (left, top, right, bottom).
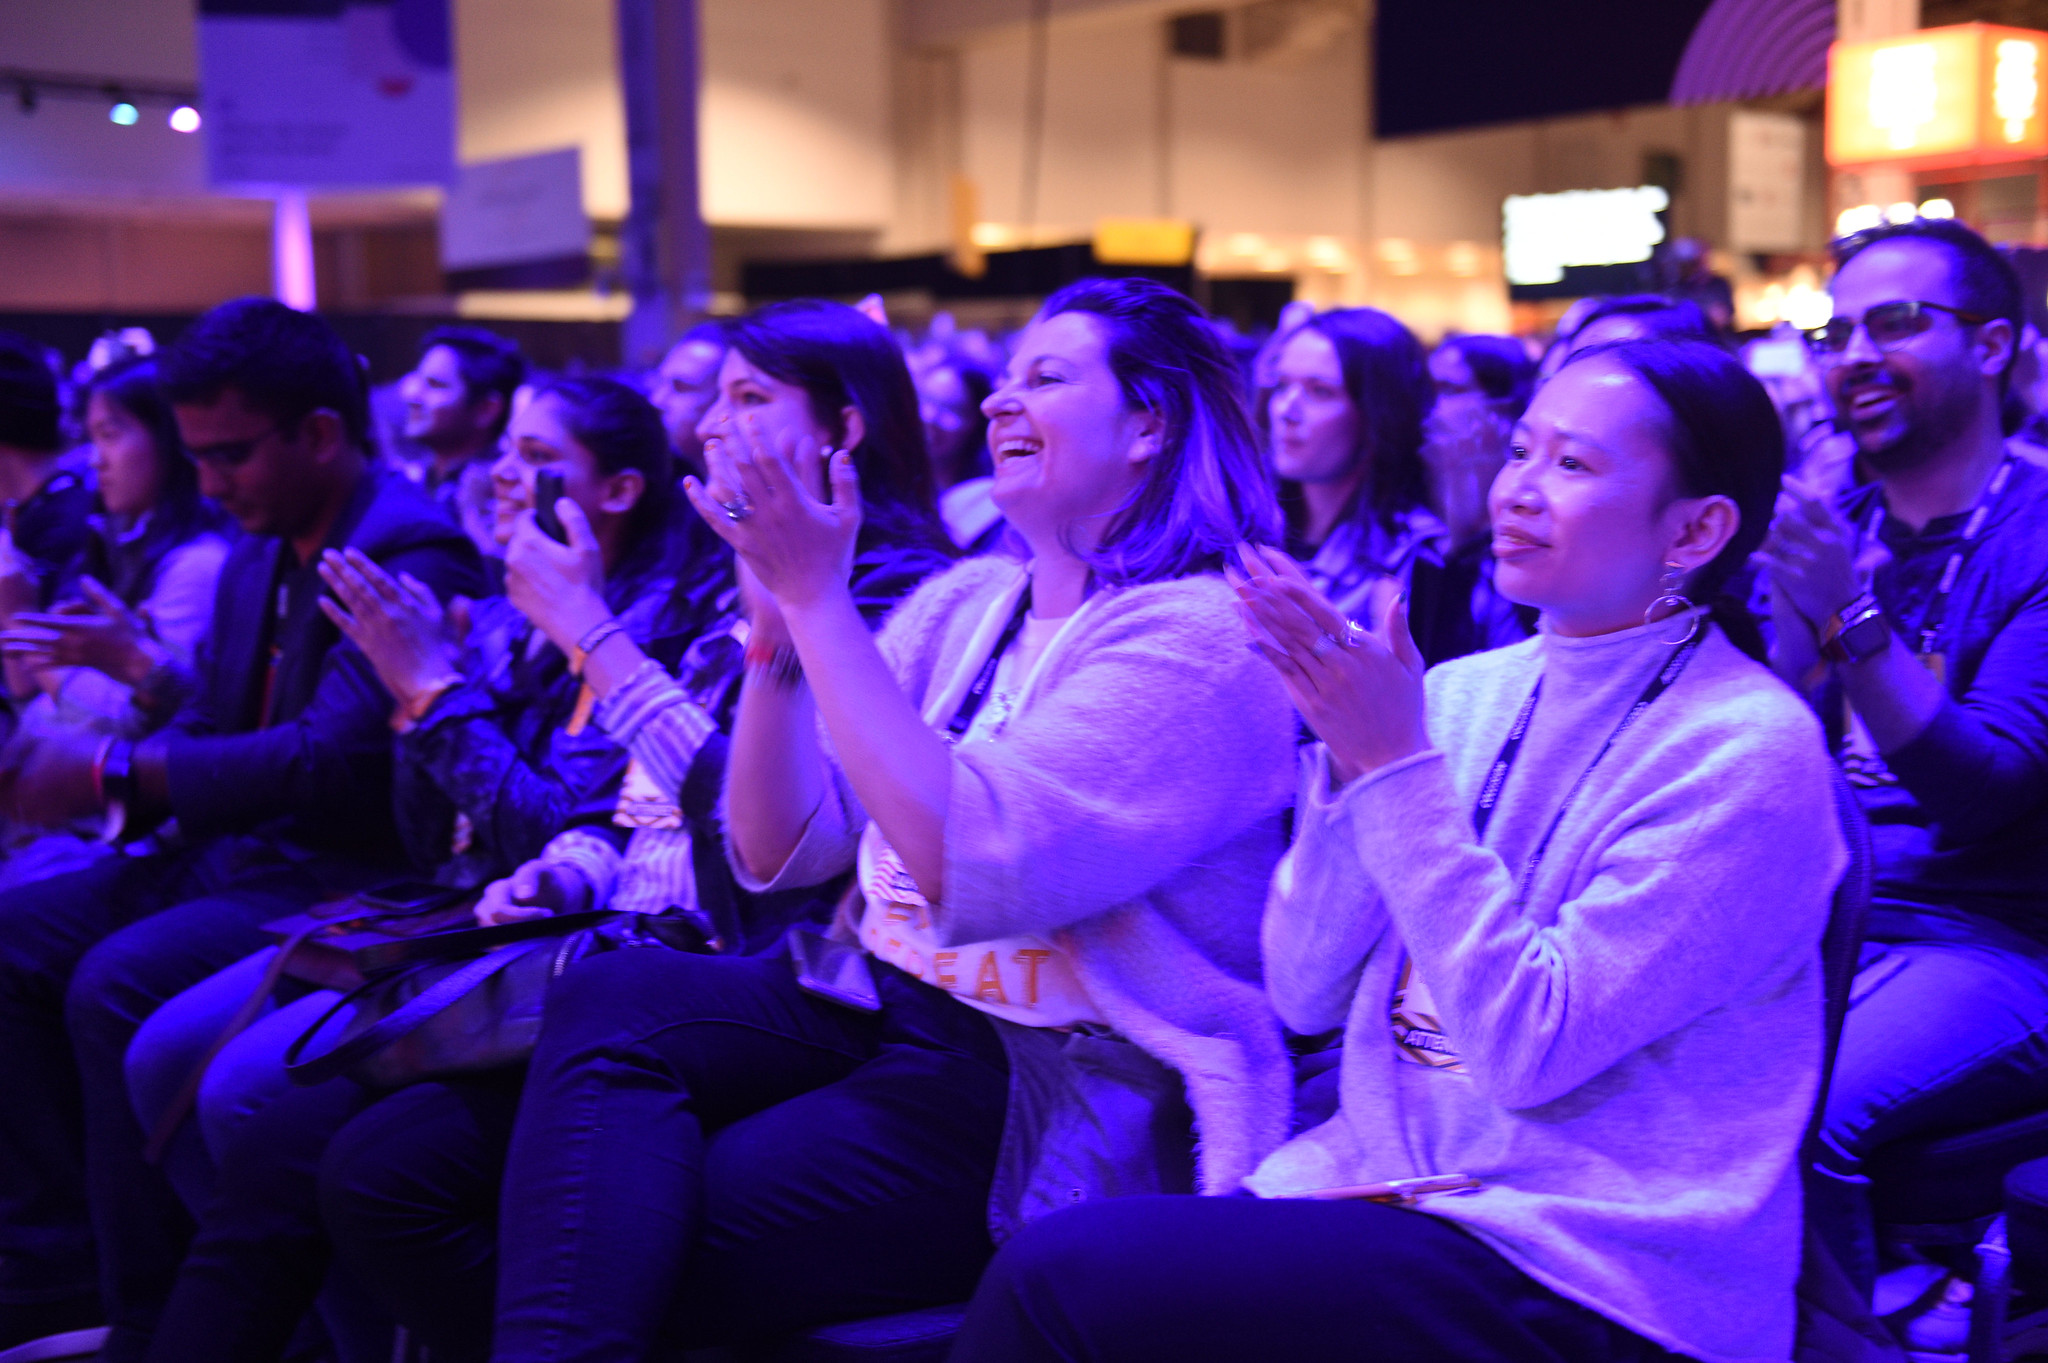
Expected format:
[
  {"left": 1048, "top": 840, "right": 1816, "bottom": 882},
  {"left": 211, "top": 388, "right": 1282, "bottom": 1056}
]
[{"left": 158, "top": 465, "right": 488, "bottom": 865}]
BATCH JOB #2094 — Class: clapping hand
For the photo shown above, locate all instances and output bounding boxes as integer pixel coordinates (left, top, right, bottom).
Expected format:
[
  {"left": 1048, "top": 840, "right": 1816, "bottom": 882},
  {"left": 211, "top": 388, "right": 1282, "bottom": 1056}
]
[
  {"left": 317, "top": 548, "right": 463, "bottom": 710},
  {"left": 682, "top": 415, "right": 860, "bottom": 611},
  {"left": 1758, "top": 480, "right": 1866, "bottom": 628},
  {"left": 3, "top": 577, "right": 160, "bottom": 685},
  {"left": 1227, "top": 544, "right": 1429, "bottom": 787}
]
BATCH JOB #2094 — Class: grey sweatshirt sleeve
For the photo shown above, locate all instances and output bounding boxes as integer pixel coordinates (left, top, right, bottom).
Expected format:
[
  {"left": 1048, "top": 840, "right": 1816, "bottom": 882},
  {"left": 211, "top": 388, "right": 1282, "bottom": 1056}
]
[
  {"left": 1261, "top": 743, "right": 1403, "bottom": 1035},
  {"left": 1335, "top": 704, "right": 1844, "bottom": 1111}
]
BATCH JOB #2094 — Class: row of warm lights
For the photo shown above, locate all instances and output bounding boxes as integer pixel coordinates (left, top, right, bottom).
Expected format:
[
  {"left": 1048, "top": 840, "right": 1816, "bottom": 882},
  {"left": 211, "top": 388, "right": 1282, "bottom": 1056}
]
[
  {"left": 1833, "top": 197, "right": 1955, "bottom": 236},
  {"left": 1738, "top": 265, "right": 1834, "bottom": 332}
]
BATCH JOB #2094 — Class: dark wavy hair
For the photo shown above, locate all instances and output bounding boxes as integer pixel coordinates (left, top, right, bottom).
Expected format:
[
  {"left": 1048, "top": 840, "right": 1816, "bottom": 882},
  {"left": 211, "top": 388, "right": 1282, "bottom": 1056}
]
[
  {"left": 85, "top": 356, "right": 204, "bottom": 521},
  {"left": 1039, "top": 277, "right": 1280, "bottom": 585},
  {"left": 158, "top": 297, "right": 372, "bottom": 451},
  {"left": 1564, "top": 339, "right": 1783, "bottom": 660},
  {"left": 1277, "top": 308, "right": 1434, "bottom": 538},
  {"left": 527, "top": 374, "right": 673, "bottom": 545},
  {"left": 419, "top": 325, "right": 527, "bottom": 439},
  {"left": 725, "top": 300, "right": 949, "bottom": 553}
]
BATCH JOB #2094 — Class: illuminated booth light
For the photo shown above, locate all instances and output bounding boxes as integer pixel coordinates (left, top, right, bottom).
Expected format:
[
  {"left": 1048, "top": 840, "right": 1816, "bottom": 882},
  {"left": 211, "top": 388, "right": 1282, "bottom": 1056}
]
[
  {"left": 1827, "top": 23, "right": 2048, "bottom": 168},
  {"left": 1501, "top": 186, "right": 1669, "bottom": 288}
]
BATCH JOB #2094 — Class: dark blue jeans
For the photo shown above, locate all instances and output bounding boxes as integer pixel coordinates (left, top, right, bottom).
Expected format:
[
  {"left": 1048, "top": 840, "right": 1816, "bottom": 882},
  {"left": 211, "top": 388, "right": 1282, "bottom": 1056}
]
[
  {"left": 1810, "top": 904, "right": 2048, "bottom": 1295},
  {"left": 0, "top": 837, "right": 366, "bottom": 1360},
  {"left": 320, "top": 948, "right": 1011, "bottom": 1362},
  {"left": 949, "top": 1196, "right": 1680, "bottom": 1363}
]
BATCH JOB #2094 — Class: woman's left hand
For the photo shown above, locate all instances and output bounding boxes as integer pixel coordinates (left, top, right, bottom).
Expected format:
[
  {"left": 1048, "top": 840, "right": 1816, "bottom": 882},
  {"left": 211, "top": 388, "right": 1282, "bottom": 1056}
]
[
  {"left": 682, "top": 415, "right": 860, "bottom": 611},
  {"left": 504, "top": 497, "right": 611, "bottom": 654},
  {"left": 1227, "top": 544, "right": 1429, "bottom": 787},
  {"left": 317, "top": 548, "right": 461, "bottom": 707}
]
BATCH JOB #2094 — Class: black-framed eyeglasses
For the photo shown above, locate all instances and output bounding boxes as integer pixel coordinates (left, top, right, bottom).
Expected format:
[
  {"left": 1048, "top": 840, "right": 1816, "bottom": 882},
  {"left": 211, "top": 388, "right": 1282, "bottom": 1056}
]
[
  {"left": 1807, "top": 300, "right": 1992, "bottom": 356},
  {"left": 182, "top": 423, "right": 283, "bottom": 471}
]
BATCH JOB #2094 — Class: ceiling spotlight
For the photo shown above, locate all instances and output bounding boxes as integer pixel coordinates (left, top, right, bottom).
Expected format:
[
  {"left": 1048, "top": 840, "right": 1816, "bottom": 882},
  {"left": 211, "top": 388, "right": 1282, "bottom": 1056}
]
[
  {"left": 108, "top": 100, "right": 139, "bottom": 126},
  {"left": 168, "top": 105, "right": 201, "bottom": 133}
]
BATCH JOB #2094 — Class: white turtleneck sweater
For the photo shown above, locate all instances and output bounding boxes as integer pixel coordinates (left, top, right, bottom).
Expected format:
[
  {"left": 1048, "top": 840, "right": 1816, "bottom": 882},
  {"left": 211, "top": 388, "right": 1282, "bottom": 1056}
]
[{"left": 1245, "top": 615, "right": 1844, "bottom": 1363}]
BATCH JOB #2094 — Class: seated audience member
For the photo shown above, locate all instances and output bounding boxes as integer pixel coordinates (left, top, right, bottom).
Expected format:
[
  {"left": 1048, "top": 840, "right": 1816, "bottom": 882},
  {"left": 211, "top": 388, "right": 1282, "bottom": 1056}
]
[
  {"left": 1423, "top": 334, "right": 1539, "bottom": 655},
  {"left": 0, "top": 332, "right": 94, "bottom": 633},
  {"left": 0, "top": 298, "right": 486, "bottom": 1357},
  {"left": 395, "top": 326, "right": 526, "bottom": 558},
  {"left": 949, "top": 339, "right": 1842, "bottom": 1363},
  {"left": 469, "top": 298, "right": 958, "bottom": 950},
  {"left": 0, "top": 356, "right": 232, "bottom": 886},
  {"left": 319, "top": 278, "right": 1296, "bottom": 1360},
  {"left": 649, "top": 321, "right": 729, "bottom": 478},
  {"left": 176, "top": 299, "right": 953, "bottom": 1363},
  {"left": 1267, "top": 308, "right": 1503, "bottom": 664},
  {"left": 1763, "top": 218, "right": 2048, "bottom": 1306},
  {"left": 120, "top": 374, "right": 727, "bottom": 1363}
]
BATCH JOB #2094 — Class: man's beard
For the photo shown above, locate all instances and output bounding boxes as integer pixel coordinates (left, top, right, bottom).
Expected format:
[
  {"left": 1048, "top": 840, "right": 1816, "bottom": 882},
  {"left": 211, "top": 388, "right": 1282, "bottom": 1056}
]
[{"left": 1852, "top": 376, "right": 1981, "bottom": 476}]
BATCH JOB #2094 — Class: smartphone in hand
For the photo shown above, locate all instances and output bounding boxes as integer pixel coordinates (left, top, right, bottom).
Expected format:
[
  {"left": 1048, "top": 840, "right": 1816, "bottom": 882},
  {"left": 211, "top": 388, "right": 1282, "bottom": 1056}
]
[{"left": 533, "top": 468, "right": 568, "bottom": 543}]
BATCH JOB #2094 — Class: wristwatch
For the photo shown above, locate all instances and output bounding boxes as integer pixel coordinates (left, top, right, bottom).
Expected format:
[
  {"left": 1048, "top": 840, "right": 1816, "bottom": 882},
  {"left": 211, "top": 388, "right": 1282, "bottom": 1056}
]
[{"left": 1820, "top": 593, "right": 1892, "bottom": 666}]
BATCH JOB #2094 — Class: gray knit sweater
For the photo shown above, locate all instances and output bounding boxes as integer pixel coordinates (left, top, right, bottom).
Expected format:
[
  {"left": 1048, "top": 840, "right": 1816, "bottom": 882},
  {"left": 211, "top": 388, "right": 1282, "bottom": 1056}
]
[
  {"left": 739, "top": 556, "right": 1299, "bottom": 1193},
  {"left": 1244, "top": 616, "right": 1844, "bottom": 1363}
]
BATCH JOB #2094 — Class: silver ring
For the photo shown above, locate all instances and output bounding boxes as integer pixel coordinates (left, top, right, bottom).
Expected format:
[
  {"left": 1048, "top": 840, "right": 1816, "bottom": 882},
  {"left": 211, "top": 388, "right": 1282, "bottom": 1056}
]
[
  {"left": 719, "top": 495, "right": 754, "bottom": 523},
  {"left": 1342, "top": 619, "right": 1368, "bottom": 648}
]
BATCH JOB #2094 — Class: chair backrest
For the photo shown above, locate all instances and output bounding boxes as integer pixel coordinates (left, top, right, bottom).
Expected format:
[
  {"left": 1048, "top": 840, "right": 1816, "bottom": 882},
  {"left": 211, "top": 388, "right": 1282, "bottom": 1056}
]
[{"left": 1808, "top": 767, "right": 1875, "bottom": 1148}]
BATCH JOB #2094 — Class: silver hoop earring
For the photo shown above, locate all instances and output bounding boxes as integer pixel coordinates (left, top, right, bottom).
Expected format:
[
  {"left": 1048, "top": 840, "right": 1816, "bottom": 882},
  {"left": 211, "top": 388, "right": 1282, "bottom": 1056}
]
[{"left": 1646, "top": 560, "right": 1697, "bottom": 644}]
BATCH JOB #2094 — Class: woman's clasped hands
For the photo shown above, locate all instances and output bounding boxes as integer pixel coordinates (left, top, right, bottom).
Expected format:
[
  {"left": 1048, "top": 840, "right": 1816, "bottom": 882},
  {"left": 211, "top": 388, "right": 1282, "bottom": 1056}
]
[
  {"left": 682, "top": 414, "right": 861, "bottom": 611},
  {"left": 1226, "top": 543, "right": 1429, "bottom": 787}
]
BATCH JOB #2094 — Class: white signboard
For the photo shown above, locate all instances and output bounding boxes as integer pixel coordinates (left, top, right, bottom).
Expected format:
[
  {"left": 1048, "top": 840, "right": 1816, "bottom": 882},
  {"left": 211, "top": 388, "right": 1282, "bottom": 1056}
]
[
  {"left": 441, "top": 149, "right": 590, "bottom": 271},
  {"left": 199, "top": 0, "right": 455, "bottom": 188},
  {"left": 1503, "top": 186, "right": 1670, "bottom": 287},
  {"left": 1729, "top": 111, "right": 1807, "bottom": 253}
]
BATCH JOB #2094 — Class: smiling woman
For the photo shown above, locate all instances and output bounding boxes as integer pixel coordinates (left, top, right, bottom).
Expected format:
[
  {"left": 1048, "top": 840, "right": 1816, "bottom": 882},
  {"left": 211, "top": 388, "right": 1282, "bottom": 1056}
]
[
  {"left": 338, "top": 277, "right": 1300, "bottom": 1360},
  {"left": 944, "top": 338, "right": 1841, "bottom": 1363}
]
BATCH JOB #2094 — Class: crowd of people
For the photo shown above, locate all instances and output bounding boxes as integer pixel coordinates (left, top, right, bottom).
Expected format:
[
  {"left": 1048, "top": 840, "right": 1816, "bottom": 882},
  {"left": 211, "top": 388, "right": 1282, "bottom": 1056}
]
[{"left": 0, "top": 211, "right": 2041, "bottom": 1363}]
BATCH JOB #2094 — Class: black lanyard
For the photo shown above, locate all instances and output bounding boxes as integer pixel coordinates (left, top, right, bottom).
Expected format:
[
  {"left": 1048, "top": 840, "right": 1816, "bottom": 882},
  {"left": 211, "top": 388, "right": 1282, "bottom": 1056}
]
[
  {"left": 945, "top": 588, "right": 1033, "bottom": 739},
  {"left": 1864, "top": 454, "right": 2014, "bottom": 657},
  {"left": 1472, "top": 624, "right": 1706, "bottom": 904}
]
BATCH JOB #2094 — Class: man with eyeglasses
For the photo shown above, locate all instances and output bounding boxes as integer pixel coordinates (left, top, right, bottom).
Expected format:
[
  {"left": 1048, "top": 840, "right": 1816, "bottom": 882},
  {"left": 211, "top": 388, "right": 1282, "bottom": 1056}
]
[
  {"left": 0, "top": 298, "right": 487, "bottom": 1355},
  {"left": 1761, "top": 217, "right": 2048, "bottom": 1323}
]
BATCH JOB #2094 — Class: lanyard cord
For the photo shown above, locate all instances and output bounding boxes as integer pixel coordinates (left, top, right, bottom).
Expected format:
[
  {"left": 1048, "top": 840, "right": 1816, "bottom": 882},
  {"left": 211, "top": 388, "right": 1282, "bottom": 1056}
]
[
  {"left": 1864, "top": 454, "right": 2014, "bottom": 657},
  {"left": 945, "top": 587, "right": 1033, "bottom": 739},
  {"left": 1471, "top": 624, "right": 1707, "bottom": 905}
]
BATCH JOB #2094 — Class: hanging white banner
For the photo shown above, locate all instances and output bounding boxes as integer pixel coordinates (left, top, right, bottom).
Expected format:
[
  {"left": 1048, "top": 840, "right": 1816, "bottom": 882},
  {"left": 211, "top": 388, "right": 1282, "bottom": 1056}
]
[{"left": 199, "top": 0, "right": 455, "bottom": 189}]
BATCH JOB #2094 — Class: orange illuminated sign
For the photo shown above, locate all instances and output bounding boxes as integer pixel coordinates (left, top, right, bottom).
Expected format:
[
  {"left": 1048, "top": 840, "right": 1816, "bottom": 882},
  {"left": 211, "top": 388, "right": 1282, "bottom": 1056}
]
[{"left": 1827, "top": 23, "right": 2048, "bottom": 169}]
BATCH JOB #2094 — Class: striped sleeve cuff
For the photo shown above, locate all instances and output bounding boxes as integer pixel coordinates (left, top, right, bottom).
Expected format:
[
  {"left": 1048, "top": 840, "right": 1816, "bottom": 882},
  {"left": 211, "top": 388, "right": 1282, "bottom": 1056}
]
[
  {"left": 541, "top": 828, "right": 623, "bottom": 911},
  {"left": 592, "top": 659, "right": 720, "bottom": 796}
]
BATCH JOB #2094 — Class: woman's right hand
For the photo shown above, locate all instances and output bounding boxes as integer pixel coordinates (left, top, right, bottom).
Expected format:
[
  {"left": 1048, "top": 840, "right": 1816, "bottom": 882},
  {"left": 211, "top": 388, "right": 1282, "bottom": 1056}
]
[
  {"left": 473, "top": 859, "right": 593, "bottom": 926},
  {"left": 1227, "top": 544, "right": 1429, "bottom": 787}
]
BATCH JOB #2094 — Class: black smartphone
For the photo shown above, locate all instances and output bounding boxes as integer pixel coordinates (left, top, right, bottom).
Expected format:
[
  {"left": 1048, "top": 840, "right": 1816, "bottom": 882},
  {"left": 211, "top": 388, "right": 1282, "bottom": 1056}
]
[
  {"left": 533, "top": 468, "right": 568, "bottom": 543},
  {"left": 787, "top": 926, "right": 882, "bottom": 1012}
]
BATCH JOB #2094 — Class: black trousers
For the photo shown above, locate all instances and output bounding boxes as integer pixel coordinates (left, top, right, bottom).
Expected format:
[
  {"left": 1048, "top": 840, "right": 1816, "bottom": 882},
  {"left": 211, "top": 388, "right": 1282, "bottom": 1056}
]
[
  {"left": 0, "top": 838, "right": 363, "bottom": 1360},
  {"left": 320, "top": 948, "right": 1012, "bottom": 1362},
  {"left": 949, "top": 1195, "right": 1682, "bottom": 1363}
]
